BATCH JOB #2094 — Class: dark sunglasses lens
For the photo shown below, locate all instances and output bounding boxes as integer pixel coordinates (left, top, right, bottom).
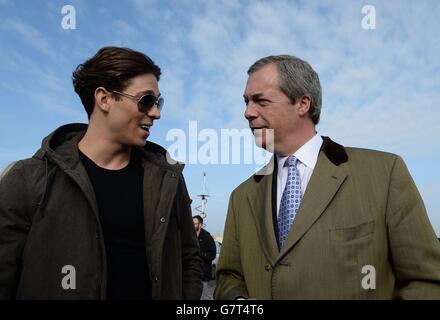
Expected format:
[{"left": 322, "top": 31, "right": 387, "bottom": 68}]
[
  {"left": 138, "top": 95, "right": 164, "bottom": 113},
  {"left": 138, "top": 95, "right": 156, "bottom": 113},
  {"left": 157, "top": 97, "right": 164, "bottom": 112}
]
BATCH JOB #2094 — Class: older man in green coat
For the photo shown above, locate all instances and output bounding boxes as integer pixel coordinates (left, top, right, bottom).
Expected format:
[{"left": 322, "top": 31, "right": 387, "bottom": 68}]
[{"left": 215, "top": 55, "right": 440, "bottom": 300}]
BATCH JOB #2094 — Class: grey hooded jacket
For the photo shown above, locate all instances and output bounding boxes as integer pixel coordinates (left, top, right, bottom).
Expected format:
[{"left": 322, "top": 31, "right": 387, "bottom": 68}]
[{"left": 0, "top": 123, "right": 202, "bottom": 299}]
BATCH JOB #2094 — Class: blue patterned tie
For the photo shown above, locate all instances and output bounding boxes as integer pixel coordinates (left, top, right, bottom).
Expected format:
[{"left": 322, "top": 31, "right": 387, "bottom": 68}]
[{"left": 278, "top": 156, "right": 302, "bottom": 248}]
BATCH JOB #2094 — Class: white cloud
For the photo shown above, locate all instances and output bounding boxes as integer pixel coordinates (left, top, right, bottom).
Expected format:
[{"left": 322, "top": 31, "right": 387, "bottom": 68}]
[
  {"left": 112, "top": 19, "right": 137, "bottom": 40},
  {"left": 131, "top": 0, "right": 160, "bottom": 20},
  {"left": 0, "top": 18, "right": 52, "bottom": 56},
  {"left": 30, "top": 92, "right": 84, "bottom": 119}
]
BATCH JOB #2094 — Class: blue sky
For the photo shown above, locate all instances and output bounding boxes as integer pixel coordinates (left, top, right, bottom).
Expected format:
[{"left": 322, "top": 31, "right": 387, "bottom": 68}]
[{"left": 0, "top": 0, "right": 439, "bottom": 237}]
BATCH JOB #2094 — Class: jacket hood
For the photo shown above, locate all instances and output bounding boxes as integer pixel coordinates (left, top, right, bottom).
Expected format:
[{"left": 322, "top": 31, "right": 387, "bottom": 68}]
[
  {"left": 33, "top": 123, "right": 184, "bottom": 173},
  {"left": 31, "top": 123, "right": 184, "bottom": 211}
]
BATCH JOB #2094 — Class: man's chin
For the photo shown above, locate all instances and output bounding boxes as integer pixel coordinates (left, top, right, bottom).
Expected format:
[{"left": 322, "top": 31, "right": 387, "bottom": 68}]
[
  {"left": 253, "top": 130, "right": 274, "bottom": 152},
  {"left": 131, "top": 138, "right": 147, "bottom": 148},
  {"left": 139, "top": 139, "right": 148, "bottom": 147},
  {"left": 254, "top": 139, "right": 267, "bottom": 149}
]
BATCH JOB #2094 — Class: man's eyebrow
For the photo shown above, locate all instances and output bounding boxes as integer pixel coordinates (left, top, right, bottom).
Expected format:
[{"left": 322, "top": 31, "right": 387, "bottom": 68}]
[
  {"left": 136, "top": 89, "right": 159, "bottom": 96},
  {"left": 243, "top": 93, "right": 265, "bottom": 100}
]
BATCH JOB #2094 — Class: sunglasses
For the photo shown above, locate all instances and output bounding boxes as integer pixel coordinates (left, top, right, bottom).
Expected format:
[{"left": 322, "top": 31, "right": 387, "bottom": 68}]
[{"left": 111, "top": 90, "right": 164, "bottom": 113}]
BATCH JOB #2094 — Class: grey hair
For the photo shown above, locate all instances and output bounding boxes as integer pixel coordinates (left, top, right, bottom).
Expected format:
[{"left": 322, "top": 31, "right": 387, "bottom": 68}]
[{"left": 247, "top": 55, "right": 322, "bottom": 125}]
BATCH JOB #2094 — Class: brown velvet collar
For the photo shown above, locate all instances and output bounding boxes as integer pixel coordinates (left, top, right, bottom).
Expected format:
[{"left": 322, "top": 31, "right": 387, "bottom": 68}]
[{"left": 320, "top": 136, "right": 348, "bottom": 166}]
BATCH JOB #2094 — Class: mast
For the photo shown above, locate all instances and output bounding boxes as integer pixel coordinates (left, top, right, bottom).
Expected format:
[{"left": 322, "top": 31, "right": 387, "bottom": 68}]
[{"left": 195, "top": 172, "right": 210, "bottom": 219}]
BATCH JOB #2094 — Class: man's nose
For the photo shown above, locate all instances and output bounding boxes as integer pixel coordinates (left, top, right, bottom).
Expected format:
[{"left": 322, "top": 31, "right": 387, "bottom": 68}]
[
  {"left": 147, "top": 104, "right": 161, "bottom": 120},
  {"left": 244, "top": 102, "right": 258, "bottom": 120}
]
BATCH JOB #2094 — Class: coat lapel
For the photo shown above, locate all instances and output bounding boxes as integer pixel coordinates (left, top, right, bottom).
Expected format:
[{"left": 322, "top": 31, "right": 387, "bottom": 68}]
[
  {"left": 276, "top": 137, "right": 348, "bottom": 261},
  {"left": 247, "top": 158, "right": 279, "bottom": 265}
]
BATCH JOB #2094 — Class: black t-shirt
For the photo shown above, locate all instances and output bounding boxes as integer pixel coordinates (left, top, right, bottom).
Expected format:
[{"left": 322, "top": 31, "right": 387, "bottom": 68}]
[{"left": 79, "top": 150, "right": 151, "bottom": 300}]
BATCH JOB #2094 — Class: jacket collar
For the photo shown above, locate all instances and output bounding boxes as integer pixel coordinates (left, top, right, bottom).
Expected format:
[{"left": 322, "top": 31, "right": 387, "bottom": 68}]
[
  {"left": 33, "top": 123, "right": 184, "bottom": 174},
  {"left": 252, "top": 136, "right": 348, "bottom": 180},
  {"left": 319, "top": 136, "right": 349, "bottom": 166}
]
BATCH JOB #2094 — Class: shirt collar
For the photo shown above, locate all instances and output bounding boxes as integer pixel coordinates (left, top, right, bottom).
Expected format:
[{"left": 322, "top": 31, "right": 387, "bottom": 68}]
[{"left": 277, "top": 133, "right": 323, "bottom": 170}]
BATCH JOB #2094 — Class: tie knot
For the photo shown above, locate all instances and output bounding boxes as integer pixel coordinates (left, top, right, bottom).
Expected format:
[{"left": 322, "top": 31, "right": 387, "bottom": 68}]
[{"left": 285, "top": 156, "right": 299, "bottom": 168}]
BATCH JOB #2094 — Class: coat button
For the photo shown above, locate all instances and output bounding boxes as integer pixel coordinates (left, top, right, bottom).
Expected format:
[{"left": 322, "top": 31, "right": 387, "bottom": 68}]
[
  {"left": 171, "top": 173, "right": 177, "bottom": 178},
  {"left": 265, "top": 263, "right": 271, "bottom": 271},
  {"left": 160, "top": 217, "right": 166, "bottom": 223}
]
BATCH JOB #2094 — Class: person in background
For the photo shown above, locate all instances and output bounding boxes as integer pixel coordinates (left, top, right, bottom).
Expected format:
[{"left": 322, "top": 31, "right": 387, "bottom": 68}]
[{"left": 193, "top": 215, "right": 217, "bottom": 300}]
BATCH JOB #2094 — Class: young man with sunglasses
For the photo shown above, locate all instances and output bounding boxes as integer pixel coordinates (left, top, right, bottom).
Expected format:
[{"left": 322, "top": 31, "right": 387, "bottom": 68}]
[{"left": 0, "top": 47, "right": 202, "bottom": 299}]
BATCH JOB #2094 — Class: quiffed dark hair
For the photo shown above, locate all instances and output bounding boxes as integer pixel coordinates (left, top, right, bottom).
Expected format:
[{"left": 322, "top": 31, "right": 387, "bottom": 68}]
[{"left": 72, "top": 46, "right": 161, "bottom": 118}]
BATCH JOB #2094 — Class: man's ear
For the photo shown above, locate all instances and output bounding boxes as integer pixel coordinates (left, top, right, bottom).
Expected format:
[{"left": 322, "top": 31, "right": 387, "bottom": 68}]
[
  {"left": 297, "top": 95, "right": 311, "bottom": 117},
  {"left": 94, "top": 87, "right": 112, "bottom": 113}
]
